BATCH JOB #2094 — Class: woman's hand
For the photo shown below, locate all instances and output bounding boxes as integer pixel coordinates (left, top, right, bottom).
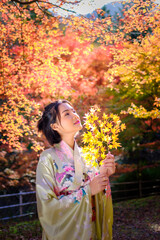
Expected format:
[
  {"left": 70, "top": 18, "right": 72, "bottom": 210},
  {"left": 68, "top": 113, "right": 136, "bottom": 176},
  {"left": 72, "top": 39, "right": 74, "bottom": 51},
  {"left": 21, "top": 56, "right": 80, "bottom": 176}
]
[
  {"left": 89, "top": 152, "right": 116, "bottom": 196},
  {"left": 99, "top": 152, "right": 115, "bottom": 177},
  {"left": 89, "top": 173, "right": 108, "bottom": 196}
]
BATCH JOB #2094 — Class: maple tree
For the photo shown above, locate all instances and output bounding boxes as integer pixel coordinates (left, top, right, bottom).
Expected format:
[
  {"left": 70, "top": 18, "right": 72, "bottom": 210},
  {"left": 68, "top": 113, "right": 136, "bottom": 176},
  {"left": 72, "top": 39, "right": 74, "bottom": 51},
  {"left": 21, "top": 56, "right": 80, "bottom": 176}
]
[
  {"left": 105, "top": 10, "right": 160, "bottom": 155},
  {"left": 68, "top": 0, "right": 160, "bottom": 158},
  {"left": 0, "top": 0, "right": 160, "bottom": 191},
  {"left": 0, "top": 0, "right": 90, "bottom": 190},
  {"left": 0, "top": 0, "right": 119, "bottom": 153},
  {"left": 0, "top": 0, "right": 116, "bottom": 191},
  {"left": 1, "top": 0, "right": 87, "bottom": 152}
]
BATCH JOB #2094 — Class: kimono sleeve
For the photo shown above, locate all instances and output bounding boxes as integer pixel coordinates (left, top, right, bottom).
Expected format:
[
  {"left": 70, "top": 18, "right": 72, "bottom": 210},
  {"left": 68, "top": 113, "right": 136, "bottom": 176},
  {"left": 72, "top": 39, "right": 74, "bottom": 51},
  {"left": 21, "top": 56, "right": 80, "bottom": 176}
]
[{"left": 36, "top": 158, "right": 94, "bottom": 240}]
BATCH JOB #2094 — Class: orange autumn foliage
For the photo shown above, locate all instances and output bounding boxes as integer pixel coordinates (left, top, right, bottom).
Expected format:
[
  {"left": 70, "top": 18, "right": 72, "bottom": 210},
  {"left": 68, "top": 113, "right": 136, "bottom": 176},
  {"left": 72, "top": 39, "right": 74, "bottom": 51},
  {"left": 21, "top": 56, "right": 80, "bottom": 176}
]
[
  {"left": 0, "top": 3, "right": 117, "bottom": 152},
  {"left": 1, "top": 0, "right": 160, "bottom": 191}
]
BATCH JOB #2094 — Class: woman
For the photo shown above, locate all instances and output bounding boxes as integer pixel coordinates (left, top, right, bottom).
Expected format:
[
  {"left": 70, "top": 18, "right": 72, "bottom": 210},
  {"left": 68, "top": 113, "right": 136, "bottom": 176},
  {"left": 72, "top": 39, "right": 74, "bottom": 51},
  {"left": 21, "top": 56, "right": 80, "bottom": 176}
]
[{"left": 36, "top": 100, "right": 115, "bottom": 240}]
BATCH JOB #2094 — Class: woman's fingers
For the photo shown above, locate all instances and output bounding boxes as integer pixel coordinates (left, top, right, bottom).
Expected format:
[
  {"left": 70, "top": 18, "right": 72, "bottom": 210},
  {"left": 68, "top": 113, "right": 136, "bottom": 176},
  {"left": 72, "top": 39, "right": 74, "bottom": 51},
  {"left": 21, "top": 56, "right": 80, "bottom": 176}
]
[
  {"left": 102, "top": 164, "right": 115, "bottom": 169},
  {"left": 100, "top": 160, "right": 116, "bottom": 176},
  {"left": 102, "top": 156, "right": 115, "bottom": 164},
  {"left": 103, "top": 161, "right": 115, "bottom": 164},
  {"left": 105, "top": 154, "right": 114, "bottom": 160},
  {"left": 102, "top": 162, "right": 115, "bottom": 166},
  {"left": 98, "top": 173, "right": 108, "bottom": 183},
  {"left": 89, "top": 173, "right": 108, "bottom": 195},
  {"left": 107, "top": 151, "right": 114, "bottom": 156}
]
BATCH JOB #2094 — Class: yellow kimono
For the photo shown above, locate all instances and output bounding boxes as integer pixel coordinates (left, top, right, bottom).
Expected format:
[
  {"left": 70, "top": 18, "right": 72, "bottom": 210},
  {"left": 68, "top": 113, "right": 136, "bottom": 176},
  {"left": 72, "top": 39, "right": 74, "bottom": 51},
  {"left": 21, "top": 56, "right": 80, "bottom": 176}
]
[{"left": 36, "top": 140, "right": 113, "bottom": 240}]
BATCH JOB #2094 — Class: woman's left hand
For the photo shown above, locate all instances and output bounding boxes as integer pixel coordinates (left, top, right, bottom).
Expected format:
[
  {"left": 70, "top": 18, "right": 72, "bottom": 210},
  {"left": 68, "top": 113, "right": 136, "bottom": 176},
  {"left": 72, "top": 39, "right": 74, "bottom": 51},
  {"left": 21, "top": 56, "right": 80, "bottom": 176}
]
[{"left": 99, "top": 152, "right": 116, "bottom": 177}]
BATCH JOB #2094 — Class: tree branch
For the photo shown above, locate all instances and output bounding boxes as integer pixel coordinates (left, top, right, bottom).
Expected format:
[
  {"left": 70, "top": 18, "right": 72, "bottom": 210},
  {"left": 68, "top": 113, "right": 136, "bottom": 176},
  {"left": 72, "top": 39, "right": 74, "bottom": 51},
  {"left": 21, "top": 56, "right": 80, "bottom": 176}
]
[
  {"left": 58, "top": 0, "right": 82, "bottom": 5},
  {"left": 11, "top": 0, "right": 82, "bottom": 5},
  {"left": 50, "top": 3, "right": 77, "bottom": 14},
  {"left": 11, "top": 0, "right": 78, "bottom": 14},
  {"left": 36, "top": 1, "right": 53, "bottom": 16},
  {"left": 11, "top": 0, "right": 39, "bottom": 4},
  {"left": 13, "top": 1, "right": 22, "bottom": 12}
]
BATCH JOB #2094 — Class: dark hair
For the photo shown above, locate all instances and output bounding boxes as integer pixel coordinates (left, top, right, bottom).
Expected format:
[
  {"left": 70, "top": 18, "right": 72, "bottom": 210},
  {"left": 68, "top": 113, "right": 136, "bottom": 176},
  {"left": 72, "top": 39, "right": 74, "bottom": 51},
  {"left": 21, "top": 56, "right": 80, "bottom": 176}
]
[{"left": 37, "top": 100, "right": 71, "bottom": 145}]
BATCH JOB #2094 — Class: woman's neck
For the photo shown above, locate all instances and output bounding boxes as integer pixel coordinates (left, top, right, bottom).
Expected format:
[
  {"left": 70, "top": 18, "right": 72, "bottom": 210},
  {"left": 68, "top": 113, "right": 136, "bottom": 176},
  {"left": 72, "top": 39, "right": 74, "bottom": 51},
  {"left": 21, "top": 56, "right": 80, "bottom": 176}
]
[{"left": 61, "top": 135, "right": 75, "bottom": 150}]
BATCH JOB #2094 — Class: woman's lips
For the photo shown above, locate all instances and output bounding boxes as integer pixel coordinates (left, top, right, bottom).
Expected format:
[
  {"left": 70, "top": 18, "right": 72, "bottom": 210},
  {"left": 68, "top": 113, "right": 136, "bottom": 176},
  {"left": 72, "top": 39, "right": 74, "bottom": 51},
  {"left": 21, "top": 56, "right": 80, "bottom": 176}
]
[{"left": 74, "top": 120, "right": 80, "bottom": 125}]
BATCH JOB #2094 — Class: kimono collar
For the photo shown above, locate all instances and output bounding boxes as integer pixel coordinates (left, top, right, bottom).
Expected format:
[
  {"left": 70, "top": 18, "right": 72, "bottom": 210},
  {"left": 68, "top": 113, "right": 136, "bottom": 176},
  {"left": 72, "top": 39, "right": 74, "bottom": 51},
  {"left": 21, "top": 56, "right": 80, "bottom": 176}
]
[
  {"left": 58, "top": 140, "right": 74, "bottom": 160},
  {"left": 54, "top": 140, "right": 83, "bottom": 190},
  {"left": 54, "top": 140, "right": 80, "bottom": 161}
]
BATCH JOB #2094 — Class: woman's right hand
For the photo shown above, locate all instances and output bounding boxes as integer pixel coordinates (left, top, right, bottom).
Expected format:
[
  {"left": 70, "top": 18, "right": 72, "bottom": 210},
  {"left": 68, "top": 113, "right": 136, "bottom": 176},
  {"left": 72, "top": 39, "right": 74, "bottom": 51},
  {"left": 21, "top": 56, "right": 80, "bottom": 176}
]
[{"left": 89, "top": 173, "right": 108, "bottom": 196}]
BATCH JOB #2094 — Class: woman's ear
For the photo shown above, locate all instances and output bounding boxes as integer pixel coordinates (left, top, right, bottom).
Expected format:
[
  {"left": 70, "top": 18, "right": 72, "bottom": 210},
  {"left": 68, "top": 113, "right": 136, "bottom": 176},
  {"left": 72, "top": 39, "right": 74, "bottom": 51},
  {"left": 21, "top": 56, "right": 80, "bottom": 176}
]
[{"left": 50, "top": 123, "right": 59, "bottom": 131}]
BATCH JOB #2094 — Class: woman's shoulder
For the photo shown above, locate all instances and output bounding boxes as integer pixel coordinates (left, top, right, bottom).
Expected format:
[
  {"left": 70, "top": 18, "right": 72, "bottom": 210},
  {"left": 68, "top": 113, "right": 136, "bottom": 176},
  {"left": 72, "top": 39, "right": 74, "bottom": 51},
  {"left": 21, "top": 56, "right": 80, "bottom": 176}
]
[{"left": 39, "top": 147, "right": 57, "bottom": 165}]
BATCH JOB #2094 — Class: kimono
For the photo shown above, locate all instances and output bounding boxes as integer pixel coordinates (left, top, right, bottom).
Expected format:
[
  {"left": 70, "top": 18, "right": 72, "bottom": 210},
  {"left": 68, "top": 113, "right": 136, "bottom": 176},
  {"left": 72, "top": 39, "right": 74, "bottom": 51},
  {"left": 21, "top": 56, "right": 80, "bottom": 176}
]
[{"left": 36, "top": 140, "right": 113, "bottom": 240}]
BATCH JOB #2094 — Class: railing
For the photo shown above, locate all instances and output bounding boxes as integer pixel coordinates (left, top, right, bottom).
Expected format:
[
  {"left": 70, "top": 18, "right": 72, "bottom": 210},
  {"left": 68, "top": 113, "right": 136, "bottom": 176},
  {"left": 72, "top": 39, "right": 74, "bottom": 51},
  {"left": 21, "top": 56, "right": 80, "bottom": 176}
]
[
  {"left": 0, "top": 191, "right": 37, "bottom": 221},
  {"left": 111, "top": 179, "right": 160, "bottom": 202},
  {"left": 0, "top": 179, "right": 159, "bottom": 220}
]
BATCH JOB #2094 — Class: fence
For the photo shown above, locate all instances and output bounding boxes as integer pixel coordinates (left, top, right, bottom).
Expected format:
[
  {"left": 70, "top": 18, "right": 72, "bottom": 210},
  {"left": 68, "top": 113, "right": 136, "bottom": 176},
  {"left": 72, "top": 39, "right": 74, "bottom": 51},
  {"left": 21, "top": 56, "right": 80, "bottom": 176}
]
[
  {"left": 0, "top": 179, "right": 159, "bottom": 220},
  {"left": 111, "top": 179, "right": 160, "bottom": 202},
  {"left": 0, "top": 191, "right": 37, "bottom": 221}
]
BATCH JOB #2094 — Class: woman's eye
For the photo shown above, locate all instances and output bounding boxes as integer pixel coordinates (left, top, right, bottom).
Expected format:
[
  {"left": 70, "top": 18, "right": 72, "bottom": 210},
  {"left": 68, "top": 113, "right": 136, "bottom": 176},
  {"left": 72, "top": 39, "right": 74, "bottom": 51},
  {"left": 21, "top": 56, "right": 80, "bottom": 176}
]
[{"left": 65, "top": 113, "right": 69, "bottom": 116}]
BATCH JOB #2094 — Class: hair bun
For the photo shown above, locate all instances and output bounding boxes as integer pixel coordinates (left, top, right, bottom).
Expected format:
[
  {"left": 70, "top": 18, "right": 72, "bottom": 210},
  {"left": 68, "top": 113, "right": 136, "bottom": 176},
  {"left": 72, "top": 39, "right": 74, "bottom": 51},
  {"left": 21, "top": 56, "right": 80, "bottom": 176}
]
[{"left": 37, "top": 118, "right": 44, "bottom": 132}]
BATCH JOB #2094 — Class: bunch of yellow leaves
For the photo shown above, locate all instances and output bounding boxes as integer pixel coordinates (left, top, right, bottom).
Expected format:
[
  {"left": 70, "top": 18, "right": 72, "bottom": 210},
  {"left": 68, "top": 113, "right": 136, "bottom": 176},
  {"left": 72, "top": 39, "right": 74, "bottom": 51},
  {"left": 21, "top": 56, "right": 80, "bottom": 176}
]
[{"left": 82, "top": 106, "right": 126, "bottom": 166}]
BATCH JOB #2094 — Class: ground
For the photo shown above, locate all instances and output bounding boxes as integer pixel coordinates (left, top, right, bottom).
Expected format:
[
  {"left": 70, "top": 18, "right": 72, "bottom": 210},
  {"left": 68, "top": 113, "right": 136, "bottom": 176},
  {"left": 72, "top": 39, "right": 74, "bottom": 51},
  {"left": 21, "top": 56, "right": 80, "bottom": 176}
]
[
  {"left": 113, "top": 195, "right": 160, "bottom": 240},
  {"left": 0, "top": 195, "right": 159, "bottom": 239}
]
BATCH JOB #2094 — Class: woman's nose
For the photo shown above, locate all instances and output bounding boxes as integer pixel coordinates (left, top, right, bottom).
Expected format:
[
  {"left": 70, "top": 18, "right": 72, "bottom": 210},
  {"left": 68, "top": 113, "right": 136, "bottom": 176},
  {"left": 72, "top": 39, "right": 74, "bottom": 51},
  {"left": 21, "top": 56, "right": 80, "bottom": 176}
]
[{"left": 73, "top": 112, "right": 79, "bottom": 119}]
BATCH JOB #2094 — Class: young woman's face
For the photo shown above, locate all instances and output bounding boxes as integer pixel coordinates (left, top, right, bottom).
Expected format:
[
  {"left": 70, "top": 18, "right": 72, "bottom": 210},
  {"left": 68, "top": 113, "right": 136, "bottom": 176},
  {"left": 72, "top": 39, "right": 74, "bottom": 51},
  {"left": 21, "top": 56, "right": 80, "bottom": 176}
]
[{"left": 55, "top": 103, "right": 82, "bottom": 135}]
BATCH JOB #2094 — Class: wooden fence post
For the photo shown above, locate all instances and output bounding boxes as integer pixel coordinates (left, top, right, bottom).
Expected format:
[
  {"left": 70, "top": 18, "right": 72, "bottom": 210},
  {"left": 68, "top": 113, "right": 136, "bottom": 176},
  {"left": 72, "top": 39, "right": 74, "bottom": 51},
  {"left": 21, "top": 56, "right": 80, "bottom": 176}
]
[
  {"left": 139, "top": 176, "right": 142, "bottom": 198},
  {"left": 137, "top": 160, "right": 142, "bottom": 198},
  {"left": 19, "top": 191, "right": 23, "bottom": 215}
]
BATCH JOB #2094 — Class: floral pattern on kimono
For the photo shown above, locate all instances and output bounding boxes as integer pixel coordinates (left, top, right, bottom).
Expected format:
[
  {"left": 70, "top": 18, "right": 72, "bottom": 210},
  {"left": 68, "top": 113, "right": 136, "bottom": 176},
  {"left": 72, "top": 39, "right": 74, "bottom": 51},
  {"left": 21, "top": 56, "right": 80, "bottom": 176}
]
[{"left": 36, "top": 140, "right": 113, "bottom": 240}]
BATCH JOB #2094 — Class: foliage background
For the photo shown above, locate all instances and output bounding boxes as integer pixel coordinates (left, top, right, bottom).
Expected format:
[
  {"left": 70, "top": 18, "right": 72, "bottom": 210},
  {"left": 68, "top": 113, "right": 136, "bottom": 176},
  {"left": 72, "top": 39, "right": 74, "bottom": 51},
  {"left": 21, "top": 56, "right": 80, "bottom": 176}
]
[{"left": 0, "top": 0, "right": 160, "bottom": 192}]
